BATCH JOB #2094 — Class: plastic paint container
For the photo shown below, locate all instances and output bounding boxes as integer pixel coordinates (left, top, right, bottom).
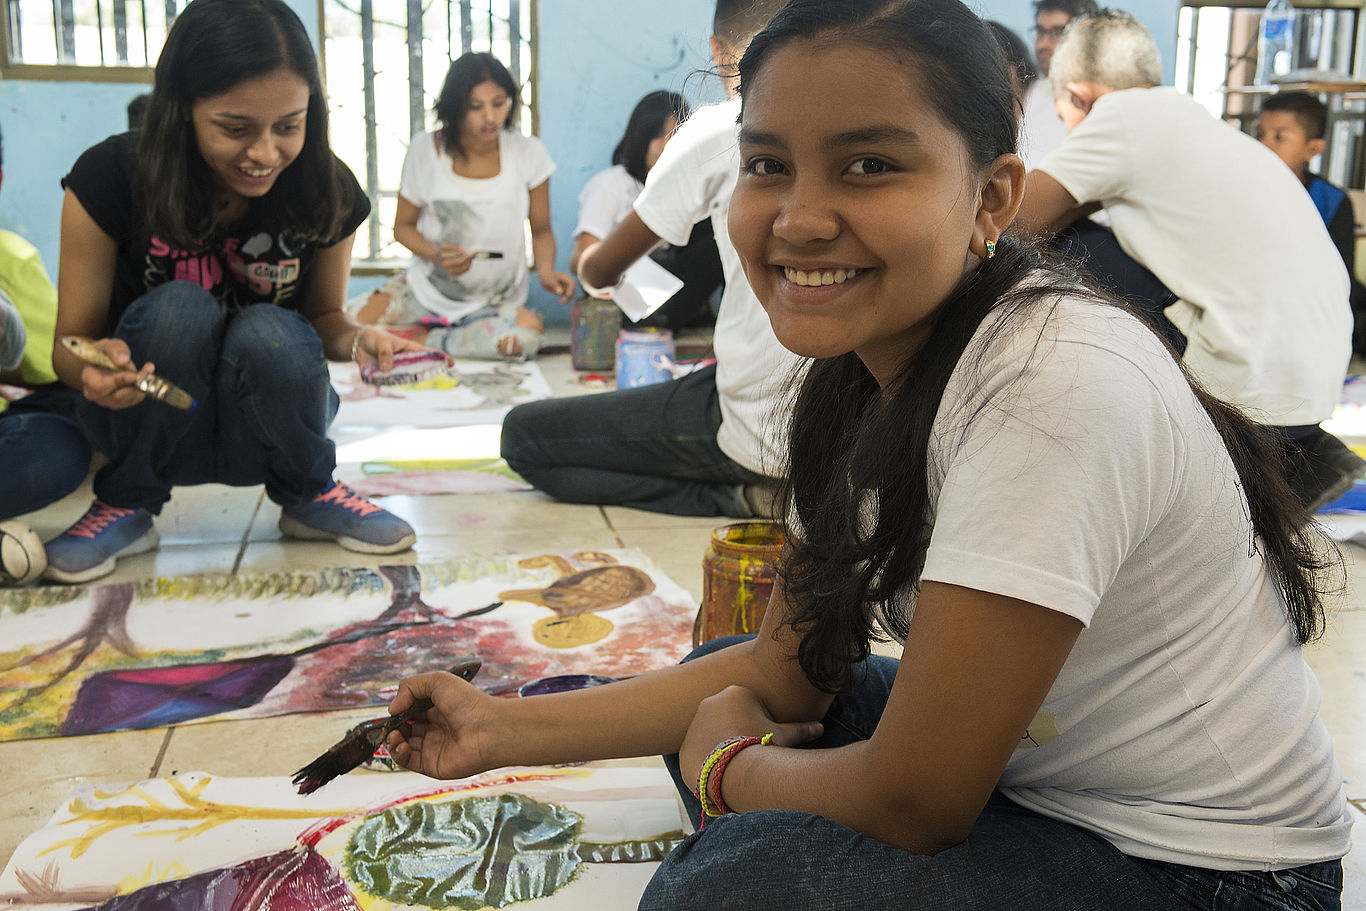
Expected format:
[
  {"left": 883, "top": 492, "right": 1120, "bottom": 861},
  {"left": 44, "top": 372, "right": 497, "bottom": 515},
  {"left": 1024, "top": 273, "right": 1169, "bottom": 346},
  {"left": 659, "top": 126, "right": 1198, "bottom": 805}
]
[
  {"left": 615, "top": 328, "right": 676, "bottom": 389},
  {"left": 570, "top": 297, "right": 621, "bottom": 372},
  {"left": 695, "top": 520, "right": 786, "bottom": 647}
]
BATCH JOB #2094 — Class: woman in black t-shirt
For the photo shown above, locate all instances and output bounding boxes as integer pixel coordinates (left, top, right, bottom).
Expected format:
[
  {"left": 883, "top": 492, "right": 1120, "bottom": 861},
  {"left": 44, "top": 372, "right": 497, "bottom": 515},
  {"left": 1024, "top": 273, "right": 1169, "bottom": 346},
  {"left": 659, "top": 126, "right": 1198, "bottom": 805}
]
[{"left": 42, "top": 0, "right": 442, "bottom": 584}]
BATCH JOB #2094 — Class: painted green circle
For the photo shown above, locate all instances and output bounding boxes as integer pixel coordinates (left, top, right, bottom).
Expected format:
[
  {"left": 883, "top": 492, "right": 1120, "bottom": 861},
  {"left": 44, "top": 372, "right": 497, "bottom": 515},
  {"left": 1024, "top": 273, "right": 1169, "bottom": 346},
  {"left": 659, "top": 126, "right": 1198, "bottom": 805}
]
[{"left": 346, "top": 792, "right": 583, "bottom": 909}]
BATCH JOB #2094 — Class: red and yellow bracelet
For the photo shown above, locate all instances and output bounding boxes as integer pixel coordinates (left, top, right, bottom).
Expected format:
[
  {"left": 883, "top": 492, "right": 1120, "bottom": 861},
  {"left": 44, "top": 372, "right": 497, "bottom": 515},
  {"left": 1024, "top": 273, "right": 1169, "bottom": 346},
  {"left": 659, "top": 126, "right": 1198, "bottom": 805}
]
[{"left": 695, "top": 732, "right": 774, "bottom": 822}]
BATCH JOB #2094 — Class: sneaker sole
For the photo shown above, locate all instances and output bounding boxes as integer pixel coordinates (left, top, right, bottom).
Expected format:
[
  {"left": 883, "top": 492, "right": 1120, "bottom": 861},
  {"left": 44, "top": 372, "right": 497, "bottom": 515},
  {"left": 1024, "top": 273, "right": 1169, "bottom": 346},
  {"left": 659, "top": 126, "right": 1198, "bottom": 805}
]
[
  {"left": 42, "top": 528, "right": 161, "bottom": 585},
  {"left": 277, "top": 516, "right": 416, "bottom": 555},
  {"left": 1, "top": 522, "right": 46, "bottom": 585}
]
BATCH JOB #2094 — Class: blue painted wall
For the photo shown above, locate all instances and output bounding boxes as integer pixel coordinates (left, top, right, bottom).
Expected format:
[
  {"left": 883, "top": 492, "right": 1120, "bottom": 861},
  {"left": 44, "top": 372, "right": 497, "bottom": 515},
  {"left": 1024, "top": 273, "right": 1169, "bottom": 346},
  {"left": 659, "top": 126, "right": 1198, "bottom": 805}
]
[{"left": 0, "top": 0, "right": 1179, "bottom": 320}]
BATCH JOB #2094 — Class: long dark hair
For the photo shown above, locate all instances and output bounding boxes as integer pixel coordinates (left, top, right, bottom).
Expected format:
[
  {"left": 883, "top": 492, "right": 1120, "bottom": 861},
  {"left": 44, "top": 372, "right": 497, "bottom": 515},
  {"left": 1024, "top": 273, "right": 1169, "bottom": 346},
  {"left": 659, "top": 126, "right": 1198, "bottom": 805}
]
[
  {"left": 612, "top": 90, "right": 688, "bottom": 184},
  {"left": 742, "top": 0, "right": 1332, "bottom": 693},
  {"left": 135, "top": 0, "right": 351, "bottom": 249},
  {"left": 435, "top": 52, "right": 520, "bottom": 161}
]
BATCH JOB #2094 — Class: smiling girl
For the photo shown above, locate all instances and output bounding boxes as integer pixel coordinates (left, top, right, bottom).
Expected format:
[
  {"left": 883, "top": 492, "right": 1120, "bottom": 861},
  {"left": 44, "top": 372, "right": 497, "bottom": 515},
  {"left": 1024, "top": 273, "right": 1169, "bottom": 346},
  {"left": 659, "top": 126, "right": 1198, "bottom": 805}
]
[
  {"left": 384, "top": 0, "right": 1351, "bottom": 905},
  {"left": 43, "top": 0, "right": 432, "bottom": 583}
]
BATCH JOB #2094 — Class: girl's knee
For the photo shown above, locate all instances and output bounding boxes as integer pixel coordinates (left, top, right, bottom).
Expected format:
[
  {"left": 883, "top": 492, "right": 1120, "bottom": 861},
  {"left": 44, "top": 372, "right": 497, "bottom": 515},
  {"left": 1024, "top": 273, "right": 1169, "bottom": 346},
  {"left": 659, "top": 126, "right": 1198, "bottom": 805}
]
[
  {"left": 119, "top": 282, "right": 222, "bottom": 353},
  {"left": 222, "top": 306, "right": 327, "bottom": 385}
]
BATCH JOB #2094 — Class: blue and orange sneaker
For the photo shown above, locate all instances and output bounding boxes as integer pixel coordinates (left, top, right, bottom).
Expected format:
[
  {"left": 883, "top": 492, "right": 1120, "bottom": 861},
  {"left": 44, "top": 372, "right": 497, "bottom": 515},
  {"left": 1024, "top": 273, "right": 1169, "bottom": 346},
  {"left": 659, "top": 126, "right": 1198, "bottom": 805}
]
[
  {"left": 278, "top": 481, "right": 416, "bottom": 554},
  {"left": 43, "top": 500, "right": 159, "bottom": 584}
]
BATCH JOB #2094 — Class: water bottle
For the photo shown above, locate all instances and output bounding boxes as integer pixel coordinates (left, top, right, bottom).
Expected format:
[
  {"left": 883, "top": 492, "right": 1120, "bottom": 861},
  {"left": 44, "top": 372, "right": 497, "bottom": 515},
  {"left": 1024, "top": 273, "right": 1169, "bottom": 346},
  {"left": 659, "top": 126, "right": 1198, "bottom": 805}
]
[{"left": 1255, "top": 0, "right": 1296, "bottom": 85}]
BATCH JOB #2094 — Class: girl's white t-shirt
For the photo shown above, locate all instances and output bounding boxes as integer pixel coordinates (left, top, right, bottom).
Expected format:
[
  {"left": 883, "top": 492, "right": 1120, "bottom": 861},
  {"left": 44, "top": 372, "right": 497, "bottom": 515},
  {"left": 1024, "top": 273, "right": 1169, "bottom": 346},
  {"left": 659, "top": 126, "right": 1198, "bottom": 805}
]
[
  {"left": 574, "top": 164, "right": 643, "bottom": 241},
  {"left": 886, "top": 289, "right": 1351, "bottom": 870},
  {"left": 399, "top": 129, "right": 555, "bottom": 321}
]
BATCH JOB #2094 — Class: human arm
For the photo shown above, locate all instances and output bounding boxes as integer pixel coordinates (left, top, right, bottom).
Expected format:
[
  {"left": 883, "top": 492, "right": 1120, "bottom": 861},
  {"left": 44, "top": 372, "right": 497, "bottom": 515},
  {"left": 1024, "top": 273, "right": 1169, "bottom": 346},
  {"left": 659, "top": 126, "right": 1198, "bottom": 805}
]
[
  {"left": 296, "top": 232, "right": 447, "bottom": 372},
  {"left": 683, "top": 584, "right": 1081, "bottom": 854},
  {"left": 527, "top": 179, "right": 573, "bottom": 302},
  {"left": 387, "top": 559, "right": 833, "bottom": 779},
  {"left": 1014, "top": 170, "right": 1099, "bottom": 237},
  {"left": 1327, "top": 194, "right": 1356, "bottom": 278},
  {"left": 53, "top": 188, "right": 150, "bottom": 409},
  {"left": 568, "top": 231, "right": 599, "bottom": 277},
  {"left": 0, "top": 292, "right": 25, "bottom": 372},
  {"left": 576, "top": 210, "right": 662, "bottom": 298},
  {"left": 393, "top": 193, "right": 473, "bottom": 278}
]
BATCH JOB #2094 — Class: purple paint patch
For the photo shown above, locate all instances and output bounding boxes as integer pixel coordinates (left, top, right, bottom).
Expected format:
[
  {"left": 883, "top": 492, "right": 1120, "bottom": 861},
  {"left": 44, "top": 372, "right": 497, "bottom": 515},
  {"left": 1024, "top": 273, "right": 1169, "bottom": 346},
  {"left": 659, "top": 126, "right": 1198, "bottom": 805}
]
[
  {"left": 91, "top": 849, "right": 359, "bottom": 911},
  {"left": 518, "top": 674, "right": 618, "bottom": 697}
]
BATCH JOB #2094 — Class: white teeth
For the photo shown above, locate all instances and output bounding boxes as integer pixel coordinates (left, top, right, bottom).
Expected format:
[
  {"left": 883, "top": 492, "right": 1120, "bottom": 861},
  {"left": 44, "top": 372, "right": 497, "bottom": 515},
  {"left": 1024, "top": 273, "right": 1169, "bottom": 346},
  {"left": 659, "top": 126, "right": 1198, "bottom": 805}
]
[
  {"left": 240, "top": 167, "right": 272, "bottom": 177},
  {"left": 784, "top": 266, "right": 861, "bottom": 287}
]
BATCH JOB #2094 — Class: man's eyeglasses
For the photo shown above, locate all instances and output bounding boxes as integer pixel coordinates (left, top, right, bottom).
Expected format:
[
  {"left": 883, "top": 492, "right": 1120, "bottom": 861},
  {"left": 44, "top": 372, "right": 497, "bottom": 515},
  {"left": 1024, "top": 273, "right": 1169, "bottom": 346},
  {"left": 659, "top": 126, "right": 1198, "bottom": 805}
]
[{"left": 1032, "top": 25, "right": 1068, "bottom": 40}]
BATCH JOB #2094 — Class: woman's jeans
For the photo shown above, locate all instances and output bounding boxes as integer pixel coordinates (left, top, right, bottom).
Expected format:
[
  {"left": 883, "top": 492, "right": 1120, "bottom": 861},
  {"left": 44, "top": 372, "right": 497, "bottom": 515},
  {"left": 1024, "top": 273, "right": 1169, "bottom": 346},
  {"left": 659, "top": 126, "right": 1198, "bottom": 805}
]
[
  {"left": 75, "top": 282, "right": 338, "bottom": 514},
  {"left": 500, "top": 364, "right": 770, "bottom": 517},
  {"left": 643, "top": 636, "right": 1344, "bottom": 911},
  {"left": 0, "top": 411, "right": 90, "bottom": 518}
]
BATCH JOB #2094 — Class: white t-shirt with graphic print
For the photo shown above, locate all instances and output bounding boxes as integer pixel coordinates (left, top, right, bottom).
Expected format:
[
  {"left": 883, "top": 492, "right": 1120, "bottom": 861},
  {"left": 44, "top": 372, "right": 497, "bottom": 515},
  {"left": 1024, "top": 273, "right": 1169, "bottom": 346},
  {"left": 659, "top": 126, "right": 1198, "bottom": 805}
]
[{"left": 399, "top": 129, "right": 555, "bottom": 322}]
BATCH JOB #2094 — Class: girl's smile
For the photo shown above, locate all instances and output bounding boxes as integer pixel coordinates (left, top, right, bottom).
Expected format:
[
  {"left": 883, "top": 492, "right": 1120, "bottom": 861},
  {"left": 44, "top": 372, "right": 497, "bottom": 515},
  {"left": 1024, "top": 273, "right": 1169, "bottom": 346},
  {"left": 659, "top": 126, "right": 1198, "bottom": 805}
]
[
  {"left": 731, "top": 39, "right": 1006, "bottom": 385},
  {"left": 190, "top": 67, "right": 310, "bottom": 211}
]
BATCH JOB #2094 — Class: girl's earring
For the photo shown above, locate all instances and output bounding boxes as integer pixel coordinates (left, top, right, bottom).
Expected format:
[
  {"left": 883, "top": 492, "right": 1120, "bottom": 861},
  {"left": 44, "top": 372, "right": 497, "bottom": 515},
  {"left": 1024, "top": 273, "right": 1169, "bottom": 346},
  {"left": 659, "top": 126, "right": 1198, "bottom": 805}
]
[{"left": 984, "top": 238, "right": 997, "bottom": 260}]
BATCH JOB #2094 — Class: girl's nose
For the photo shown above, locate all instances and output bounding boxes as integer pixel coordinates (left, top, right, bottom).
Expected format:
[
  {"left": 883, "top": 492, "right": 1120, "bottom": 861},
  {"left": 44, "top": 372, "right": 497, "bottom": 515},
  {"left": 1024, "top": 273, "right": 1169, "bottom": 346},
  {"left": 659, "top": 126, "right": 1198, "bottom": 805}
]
[
  {"left": 773, "top": 183, "right": 840, "bottom": 245},
  {"left": 246, "top": 133, "right": 280, "bottom": 165}
]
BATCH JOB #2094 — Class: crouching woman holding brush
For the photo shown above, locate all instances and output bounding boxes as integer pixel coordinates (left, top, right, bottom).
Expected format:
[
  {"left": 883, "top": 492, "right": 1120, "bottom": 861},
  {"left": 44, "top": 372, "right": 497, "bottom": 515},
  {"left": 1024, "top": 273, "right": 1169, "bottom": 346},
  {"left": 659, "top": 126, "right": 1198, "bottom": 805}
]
[
  {"left": 384, "top": 0, "right": 1351, "bottom": 907},
  {"left": 42, "top": 0, "right": 439, "bottom": 584}
]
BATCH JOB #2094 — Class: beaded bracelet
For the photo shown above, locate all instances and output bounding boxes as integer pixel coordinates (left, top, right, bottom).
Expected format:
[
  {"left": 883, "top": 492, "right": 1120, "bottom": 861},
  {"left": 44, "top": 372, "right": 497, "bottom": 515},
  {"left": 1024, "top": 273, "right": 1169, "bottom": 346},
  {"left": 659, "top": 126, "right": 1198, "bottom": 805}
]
[
  {"left": 349, "top": 328, "right": 365, "bottom": 364},
  {"left": 695, "top": 732, "right": 774, "bottom": 822}
]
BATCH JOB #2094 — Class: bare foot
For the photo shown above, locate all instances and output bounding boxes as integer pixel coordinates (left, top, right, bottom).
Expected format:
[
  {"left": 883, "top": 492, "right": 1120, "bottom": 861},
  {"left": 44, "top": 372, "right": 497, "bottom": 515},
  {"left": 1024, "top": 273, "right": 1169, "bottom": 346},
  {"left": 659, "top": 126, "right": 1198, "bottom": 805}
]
[
  {"left": 515, "top": 307, "right": 545, "bottom": 333},
  {"left": 356, "top": 291, "right": 390, "bottom": 325}
]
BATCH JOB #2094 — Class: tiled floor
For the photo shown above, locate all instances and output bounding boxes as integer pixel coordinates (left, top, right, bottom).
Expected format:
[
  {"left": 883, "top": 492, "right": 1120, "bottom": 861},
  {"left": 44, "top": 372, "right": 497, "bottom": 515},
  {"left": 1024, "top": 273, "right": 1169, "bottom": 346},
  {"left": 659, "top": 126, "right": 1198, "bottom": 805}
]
[{"left": 1, "top": 332, "right": 1362, "bottom": 908}]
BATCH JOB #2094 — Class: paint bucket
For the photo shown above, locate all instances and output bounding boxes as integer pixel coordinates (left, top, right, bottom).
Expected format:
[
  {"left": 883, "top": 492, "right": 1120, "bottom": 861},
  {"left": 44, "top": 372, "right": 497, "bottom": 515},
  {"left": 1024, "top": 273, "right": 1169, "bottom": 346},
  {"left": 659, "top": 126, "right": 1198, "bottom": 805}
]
[
  {"left": 615, "top": 328, "right": 676, "bottom": 389},
  {"left": 695, "top": 520, "right": 785, "bottom": 647},
  {"left": 570, "top": 296, "right": 620, "bottom": 372}
]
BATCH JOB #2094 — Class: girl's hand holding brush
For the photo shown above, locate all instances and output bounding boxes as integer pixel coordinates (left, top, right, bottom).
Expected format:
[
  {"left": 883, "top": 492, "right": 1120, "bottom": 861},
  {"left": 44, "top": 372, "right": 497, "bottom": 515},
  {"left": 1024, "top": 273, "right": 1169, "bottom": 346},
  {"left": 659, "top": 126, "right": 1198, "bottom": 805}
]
[{"left": 60, "top": 336, "right": 164, "bottom": 411}]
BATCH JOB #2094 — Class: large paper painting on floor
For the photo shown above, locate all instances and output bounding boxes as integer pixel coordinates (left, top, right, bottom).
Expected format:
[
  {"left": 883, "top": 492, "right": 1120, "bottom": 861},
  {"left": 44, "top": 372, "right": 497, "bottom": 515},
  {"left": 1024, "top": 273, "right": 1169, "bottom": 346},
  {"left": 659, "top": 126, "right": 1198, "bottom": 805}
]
[
  {"left": 329, "top": 359, "right": 552, "bottom": 428},
  {"left": 0, "top": 550, "right": 695, "bottom": 742},
  {"left": 0, "top": 763, "right": 687, "bottom": 910}
]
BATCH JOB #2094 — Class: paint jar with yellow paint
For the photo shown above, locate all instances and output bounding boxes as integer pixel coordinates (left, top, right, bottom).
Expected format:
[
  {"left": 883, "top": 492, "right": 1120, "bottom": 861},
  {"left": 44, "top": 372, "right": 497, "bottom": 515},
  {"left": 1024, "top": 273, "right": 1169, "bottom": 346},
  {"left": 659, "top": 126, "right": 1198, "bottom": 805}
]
[{"left": 695, "top": 520, "right": 785, "bottom": 647}]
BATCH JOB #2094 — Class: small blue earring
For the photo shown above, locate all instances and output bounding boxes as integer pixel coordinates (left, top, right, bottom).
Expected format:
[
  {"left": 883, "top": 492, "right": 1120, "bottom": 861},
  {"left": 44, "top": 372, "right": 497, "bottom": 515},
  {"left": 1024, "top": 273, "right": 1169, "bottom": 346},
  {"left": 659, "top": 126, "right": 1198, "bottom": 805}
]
[{"left": 984, "top": 238, "right": 997, "bottom": 260}]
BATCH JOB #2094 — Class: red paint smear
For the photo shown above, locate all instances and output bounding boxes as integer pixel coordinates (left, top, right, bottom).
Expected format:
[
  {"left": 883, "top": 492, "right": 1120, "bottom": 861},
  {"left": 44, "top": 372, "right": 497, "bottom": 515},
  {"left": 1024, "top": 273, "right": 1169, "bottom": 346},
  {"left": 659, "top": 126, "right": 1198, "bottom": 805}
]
[{"left": 296, "top": 772, "right": 569, "bottom": 847}]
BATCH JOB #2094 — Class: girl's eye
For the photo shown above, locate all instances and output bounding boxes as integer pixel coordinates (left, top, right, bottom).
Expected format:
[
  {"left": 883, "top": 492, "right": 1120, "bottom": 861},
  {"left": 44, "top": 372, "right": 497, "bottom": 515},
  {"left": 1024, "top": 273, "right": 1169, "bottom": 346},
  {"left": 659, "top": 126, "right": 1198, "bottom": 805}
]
[
  {"left": 222, "top": 127, "right": 248, "bottom": 138},
  {"left": 848, "top": 157, "right": 892, "bottom": 176},
  {"left": 743, "top": 156, "right": 786, "bottom": 177},
  {"left": 276, "top": 123, "right": 302, "bottom": 135}
]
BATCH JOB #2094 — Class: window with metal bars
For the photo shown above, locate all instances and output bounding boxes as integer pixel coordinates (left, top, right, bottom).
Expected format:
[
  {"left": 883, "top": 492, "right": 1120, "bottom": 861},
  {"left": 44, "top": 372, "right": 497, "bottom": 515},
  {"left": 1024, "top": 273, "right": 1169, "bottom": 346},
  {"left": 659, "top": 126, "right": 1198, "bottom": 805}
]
[
  {"left": 324, "top": 0, "right": 536, "bottom": 264},
  {"left": 1, "top": 0, "right": 182, "bottom": 77}
]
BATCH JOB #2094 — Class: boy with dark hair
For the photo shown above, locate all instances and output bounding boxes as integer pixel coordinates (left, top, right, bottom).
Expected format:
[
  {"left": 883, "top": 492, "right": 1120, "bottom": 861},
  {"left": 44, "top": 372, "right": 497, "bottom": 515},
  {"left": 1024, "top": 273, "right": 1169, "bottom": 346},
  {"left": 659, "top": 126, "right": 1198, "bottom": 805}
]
[{"left": 1256, "top": 92, "right": 1356, "bottom": 277}]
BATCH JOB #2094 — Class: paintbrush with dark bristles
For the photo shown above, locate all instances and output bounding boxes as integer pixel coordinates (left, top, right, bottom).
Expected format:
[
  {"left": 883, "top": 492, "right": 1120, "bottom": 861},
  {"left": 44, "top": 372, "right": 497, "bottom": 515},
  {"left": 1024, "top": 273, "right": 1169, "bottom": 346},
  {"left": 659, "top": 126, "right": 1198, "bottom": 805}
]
[{"left": 293, "top": 656, "right": 481, "bottom": 794}]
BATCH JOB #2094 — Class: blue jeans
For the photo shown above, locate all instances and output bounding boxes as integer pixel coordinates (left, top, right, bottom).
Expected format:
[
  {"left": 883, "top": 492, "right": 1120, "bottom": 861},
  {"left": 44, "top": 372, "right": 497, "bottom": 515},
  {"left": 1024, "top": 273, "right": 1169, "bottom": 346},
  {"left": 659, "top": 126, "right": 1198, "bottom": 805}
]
[
  {"left": 75, "top": 282, "right": 338, "bottom": 514},
  {"left": 499, "top": 364, "right": 770, "bottom": 516},
  {"left": 645, "top": 636, "right": 1344, "bottom": 911},
  {"left": 0, "top": 410, "right": 91, "bottom": 518}
]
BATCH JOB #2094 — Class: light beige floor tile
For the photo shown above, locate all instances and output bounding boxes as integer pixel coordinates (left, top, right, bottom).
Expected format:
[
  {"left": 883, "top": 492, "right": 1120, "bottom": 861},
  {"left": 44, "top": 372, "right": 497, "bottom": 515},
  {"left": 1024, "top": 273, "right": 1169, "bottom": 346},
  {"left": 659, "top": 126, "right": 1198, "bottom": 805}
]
[
  {"left": 76, "top": 541, "right": 246, "bottom": 586},
  {"left": 1332, "top": 542, "right": 1366, "bottom": 612},
  {"left": 151, "top": 483, "right": 264, "bottom": 546},
  {"left": 156, "top": 708, "right": 381, "bottom": 781},
  {"left": 602, "top": 507, "right": 739, "bottom": 532},
  {"left": 0, "top": 728, "right": 167, "bottom": 868},
  {"left": 1305, "top": 609, "right": 1366, "bottom": 797},
  {"left": 617, "top": 524, "right": 715, "bottom": 606},
  {"left": 233, "top": 528, "right": 625, "bottom": 577}
]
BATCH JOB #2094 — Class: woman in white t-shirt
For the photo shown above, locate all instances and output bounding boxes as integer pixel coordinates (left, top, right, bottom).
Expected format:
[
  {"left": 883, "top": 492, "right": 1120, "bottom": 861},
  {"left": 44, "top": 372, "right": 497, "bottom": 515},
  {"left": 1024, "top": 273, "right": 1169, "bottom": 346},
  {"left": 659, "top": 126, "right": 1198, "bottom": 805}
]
[
  {"left": 384, "top": 1, "right": 1349, "bottom": 905},
  {"left": 356, "top": 53, "right": 574, "bottom": 359},
  {"left": 571, "top": 90, "right": 723, "bottom": 331}
]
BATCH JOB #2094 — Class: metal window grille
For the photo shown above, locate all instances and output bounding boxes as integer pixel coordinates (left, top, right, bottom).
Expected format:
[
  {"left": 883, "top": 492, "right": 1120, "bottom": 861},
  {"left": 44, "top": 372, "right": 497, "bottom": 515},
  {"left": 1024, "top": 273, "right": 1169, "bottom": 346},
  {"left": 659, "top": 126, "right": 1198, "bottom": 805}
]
[
  {"left": 2, "top": 0, "right": 180, "bottom": 73},
  {"left": 324, "top": 0, "right": 535, "bottom": 263},
  {"left": 1175, "top": 3, "right": 1365, "bottom": 186}
]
